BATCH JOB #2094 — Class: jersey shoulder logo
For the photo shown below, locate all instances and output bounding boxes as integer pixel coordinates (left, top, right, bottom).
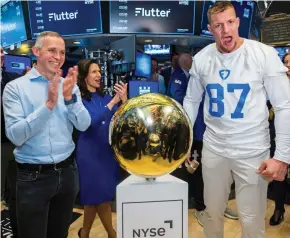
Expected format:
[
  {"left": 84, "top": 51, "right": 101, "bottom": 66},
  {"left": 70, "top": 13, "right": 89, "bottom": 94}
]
[
  {"left": 174, "top": 79, "right": 182, "bottom": 85},
  {"left": 219, "top": 69, "right": 230, "bottom": 80}
]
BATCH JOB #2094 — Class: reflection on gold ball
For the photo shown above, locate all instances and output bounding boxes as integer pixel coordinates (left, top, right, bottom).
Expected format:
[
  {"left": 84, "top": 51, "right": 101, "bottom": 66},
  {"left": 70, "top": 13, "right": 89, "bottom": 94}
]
[{"left": 109, "top": 93, "right": 193, "bottom": 178}]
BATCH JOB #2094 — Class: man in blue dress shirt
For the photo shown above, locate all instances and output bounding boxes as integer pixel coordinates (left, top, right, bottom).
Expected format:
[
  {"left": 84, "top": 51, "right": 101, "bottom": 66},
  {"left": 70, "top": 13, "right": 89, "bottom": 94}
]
[{"left": 2, "top": 31, "right": 91, "bottom": 238}]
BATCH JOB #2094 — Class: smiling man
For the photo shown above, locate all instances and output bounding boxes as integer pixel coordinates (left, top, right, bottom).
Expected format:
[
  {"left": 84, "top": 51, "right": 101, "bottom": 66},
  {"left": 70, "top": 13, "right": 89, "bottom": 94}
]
[
  {"left": 2, "top": 31, "right": 91, "bottom": 238},
  {"left": 183, "top": 2, "right": 290, "bottom": 238}
]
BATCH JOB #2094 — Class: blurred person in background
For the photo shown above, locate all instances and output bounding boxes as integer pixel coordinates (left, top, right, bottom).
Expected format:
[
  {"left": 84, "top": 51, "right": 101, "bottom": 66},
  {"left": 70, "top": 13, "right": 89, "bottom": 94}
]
[
  {"left": 167, "top": 53, "right": 192, "bottom": 105},
  {"left": 1, "top": 45, "right": 21, "bottom": 237},
  {"left": 150, "top": 57, "right": 166, "bottom": 94},
  {"left": 161, "top": 54, "right": 179, "bottom": 90}
]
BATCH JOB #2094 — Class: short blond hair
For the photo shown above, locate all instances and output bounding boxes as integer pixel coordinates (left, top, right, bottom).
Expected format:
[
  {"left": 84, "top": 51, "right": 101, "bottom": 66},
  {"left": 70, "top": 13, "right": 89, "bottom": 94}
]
[
  {"left": 34, "top": 31, "right": 63, "bottom": 48},
  {"left": 207, "top": 1, "right": 235, "bottom": 24}
]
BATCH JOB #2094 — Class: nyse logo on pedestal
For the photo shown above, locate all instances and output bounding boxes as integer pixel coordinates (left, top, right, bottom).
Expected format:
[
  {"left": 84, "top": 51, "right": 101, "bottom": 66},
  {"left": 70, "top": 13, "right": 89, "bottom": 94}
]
[
  {"left": 135, "top": 8, "right": 171, "bottom": 17},
  {"left": 133, "top": 220, "right": 173, "bottom": 237},
  {"left": 48, "top": 10, "right": 79, "bottom": 21}
]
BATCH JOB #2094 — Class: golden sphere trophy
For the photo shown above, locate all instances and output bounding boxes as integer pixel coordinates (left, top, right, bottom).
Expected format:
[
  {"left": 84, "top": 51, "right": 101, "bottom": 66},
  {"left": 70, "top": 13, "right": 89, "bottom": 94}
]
[
  {"left": 109, "top": 93, "right": 192, "bottom": 238},
  {"left": 109, "top": 93, "right": 193, "bottom": 178}
]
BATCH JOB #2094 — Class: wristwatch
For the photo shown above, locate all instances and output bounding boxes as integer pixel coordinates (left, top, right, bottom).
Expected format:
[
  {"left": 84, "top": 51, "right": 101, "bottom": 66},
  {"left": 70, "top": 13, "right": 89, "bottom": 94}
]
[{"left": 64, "top": 94, "right": 77, "bottom": 105}]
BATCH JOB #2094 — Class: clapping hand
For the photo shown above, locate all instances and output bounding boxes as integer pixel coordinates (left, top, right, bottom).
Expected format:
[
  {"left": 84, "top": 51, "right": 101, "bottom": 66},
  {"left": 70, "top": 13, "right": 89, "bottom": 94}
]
[
  {"left": 63, "top": 66, "right": 78, "bottom": 101},
  {"left": 46, "top": 70, "right": 61, "bottom": 110},
  {"left": 107, "top": 93, "right": 120, "bottom": 110},
  {"left": 114, "top": 81, "right": 128, "bottom": 103}
]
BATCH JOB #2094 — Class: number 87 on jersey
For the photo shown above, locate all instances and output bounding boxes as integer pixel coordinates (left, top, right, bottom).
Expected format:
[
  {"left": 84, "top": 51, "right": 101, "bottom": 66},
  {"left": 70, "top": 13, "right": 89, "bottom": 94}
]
[{"left": 206, "top": 83, "right": 250, "bottom": 119}]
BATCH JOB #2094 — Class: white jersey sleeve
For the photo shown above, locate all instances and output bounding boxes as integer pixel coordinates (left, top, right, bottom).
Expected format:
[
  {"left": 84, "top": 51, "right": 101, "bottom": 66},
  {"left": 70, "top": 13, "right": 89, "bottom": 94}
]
[
  {"left": 263, "top": 47, "right": 290, "bottom": 164},
  {"left": 183, "top": 58, "right": 205, "bottom": 127}
]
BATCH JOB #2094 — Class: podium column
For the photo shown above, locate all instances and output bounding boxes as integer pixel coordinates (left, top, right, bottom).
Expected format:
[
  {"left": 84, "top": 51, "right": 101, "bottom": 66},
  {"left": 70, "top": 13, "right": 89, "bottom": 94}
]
[{"left": 117, "top": 174, "right": 188, "bottom": 238}]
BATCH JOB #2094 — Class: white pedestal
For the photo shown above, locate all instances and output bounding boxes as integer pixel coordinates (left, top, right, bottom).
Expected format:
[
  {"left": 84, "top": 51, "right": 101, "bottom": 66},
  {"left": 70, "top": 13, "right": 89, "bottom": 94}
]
[{"left": 117, "top": 174, "right": 188, "bottom": 238}]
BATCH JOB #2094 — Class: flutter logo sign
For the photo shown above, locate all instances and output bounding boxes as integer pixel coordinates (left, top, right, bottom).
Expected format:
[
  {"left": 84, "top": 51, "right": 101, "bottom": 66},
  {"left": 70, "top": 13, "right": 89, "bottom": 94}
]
[
  {"left": 135, "top": 8, "right": 171, "bottom": 17},
  {"left": 48, "top": 10, "right": 79, "bottom": 21}
]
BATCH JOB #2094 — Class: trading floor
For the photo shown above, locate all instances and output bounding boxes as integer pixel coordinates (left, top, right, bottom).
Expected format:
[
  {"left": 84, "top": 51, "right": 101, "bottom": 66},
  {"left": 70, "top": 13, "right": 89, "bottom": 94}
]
[
  {"left": 1, "top": 199, "right": 289, "bottom": 237},
  {"left": 66, "top": 200, "right": 290, "bottom": 238}
]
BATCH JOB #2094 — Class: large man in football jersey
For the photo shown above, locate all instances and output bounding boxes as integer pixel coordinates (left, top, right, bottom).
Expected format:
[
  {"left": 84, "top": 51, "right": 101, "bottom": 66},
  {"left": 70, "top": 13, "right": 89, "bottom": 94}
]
[{"left": 183, "top": 2, "right": 290, "bottom": 238}]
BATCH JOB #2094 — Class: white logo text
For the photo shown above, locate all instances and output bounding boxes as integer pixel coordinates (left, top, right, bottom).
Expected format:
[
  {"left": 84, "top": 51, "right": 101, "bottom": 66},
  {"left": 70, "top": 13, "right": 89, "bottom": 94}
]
[
  {"left": 135, "top": 8, "right": 171, "bottom": 17},
  {"left": 48, "top": 11, "right": 78, "bottom": 21}
]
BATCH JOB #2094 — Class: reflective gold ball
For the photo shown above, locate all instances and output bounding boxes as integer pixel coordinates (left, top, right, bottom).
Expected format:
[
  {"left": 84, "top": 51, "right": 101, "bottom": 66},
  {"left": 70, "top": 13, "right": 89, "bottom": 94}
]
[{"left": 109, "top": 93, "right": 193, "bottom": 178}]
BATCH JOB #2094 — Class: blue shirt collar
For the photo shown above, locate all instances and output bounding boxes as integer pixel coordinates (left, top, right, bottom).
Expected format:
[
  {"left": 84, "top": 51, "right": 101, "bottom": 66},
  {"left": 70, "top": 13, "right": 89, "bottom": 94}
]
[{"left": 29, "top": 67, "right": 49, "bottom": 82}]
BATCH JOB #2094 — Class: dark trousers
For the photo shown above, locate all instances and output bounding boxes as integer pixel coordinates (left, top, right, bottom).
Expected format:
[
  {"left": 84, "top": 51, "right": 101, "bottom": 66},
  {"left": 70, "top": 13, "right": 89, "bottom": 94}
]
[
  {"left": 16, "top": 161, "right": 79, "bottom": 238},
  {"left": 7, "top": 160, "right": 18, "bottom": 237},
  {"left": 272, "top": 175, "right": 288, "bottom": 212},
  {"left": 268, "top": 122, "right": 288, "bottom": 212},
  {"left": 1, "top": 142, "right": 15, "bottom": 200},
  {"left": 189, "top": 140, "right": 206, "bottom": 211},
  {"left": 1, "top": 142, "right": 18, "bottom": 236}
]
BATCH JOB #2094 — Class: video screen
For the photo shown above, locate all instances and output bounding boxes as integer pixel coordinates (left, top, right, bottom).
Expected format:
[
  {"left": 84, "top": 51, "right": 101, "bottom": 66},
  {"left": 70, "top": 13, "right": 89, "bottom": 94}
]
[
  {"left": 144, "top": 44, "right": 171, "bottom": 55},
  {"left": 1, "top": 0, "right": 27, "bottom": 47},
  {"left": 4, "top": 54, "right": 32, "bottom": 75},
  {"left": 256, "top": 0, "right": 273, "bottom": 18},
  {"left": 110, "top": 1, "right": 195, "bottom": 34},
  {"left": 129, "top": 80, "right": 159, "bottom": 99},
  {"left": 28, "top": 0, "right": 102, "bottom": 39},
  {"left": 135, "top": 51, "right": 151, "bottom": 79},
  {"left": 200, "top": 0, "right": 254, "bottom": 39},
  {"left": 110, "top": 35, "right": 136, "bottom": 65}
]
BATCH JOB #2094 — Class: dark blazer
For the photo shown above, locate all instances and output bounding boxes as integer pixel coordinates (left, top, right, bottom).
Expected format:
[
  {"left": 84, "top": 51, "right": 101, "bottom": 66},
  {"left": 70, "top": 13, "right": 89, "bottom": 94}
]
[
  {"left": 166, "top": 67, "right": 189, "bottom": 106},
  {"left": 160, "top": 66, "right": 172, "bottom": 90}
]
